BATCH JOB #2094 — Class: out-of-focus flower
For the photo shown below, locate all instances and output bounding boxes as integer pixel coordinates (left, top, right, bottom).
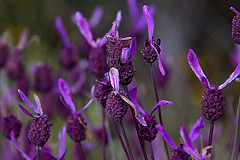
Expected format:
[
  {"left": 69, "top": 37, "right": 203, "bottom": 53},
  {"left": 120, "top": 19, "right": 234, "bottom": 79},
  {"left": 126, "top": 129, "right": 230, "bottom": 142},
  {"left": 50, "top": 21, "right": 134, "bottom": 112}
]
[
  {"left": 230, "top": 44, "right": 240, "bottom": 67},
  {"left": 18, "top": 89, "right": 53, "bottom": 147},
  {"left": 156, "top": 118, "right": 205, "bottom": 160},
  {"left": 58, "top": 78, "right": 94, "bottom": 142},
  {"left": 141, "top": 5, "right": 165, "bottom": 76},
  {"left": 0, "top": 34, "right": 9, "bottom": 69},
  {"left": 187, "top": 49, "right": 240, "bottom": 121},
  {"left": 55, "top": 17, "right": 78, "bottom": 70}
]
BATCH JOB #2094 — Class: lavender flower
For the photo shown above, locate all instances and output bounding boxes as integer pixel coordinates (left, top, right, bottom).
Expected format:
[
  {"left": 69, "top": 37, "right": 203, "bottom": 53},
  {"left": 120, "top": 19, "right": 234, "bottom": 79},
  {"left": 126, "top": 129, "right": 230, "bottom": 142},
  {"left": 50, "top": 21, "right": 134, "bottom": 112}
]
[
  {"left": 105, "top": 68, "right": 129, "bottom": 121},
  {"left": 187, "top": 49, "right": 240, "bottom": 121},
  {"left": 55, "top": 17, "right": 77, "bottom": 70},
  {"left": 18, "top": 89, "right": 53, "bottom": 147},
  {"left": 58, "top": 78, "right": 95, "bottom": 142},
  {"left": 141, "top": 5, "right": 165, "bottom": 76},
  {"left": 5, "top": 29, "right": 28, "bottom": 80},
  {"left": 75, "top": 10, "right": 121, "bottom": 77},
  {"left": 156, "top": 118, "right": 206, "bottom": 160},
  {"left": 1, "top": 114, "right": 22, "bottom": 140},
  {"left": 230, "top": 7, "right": 240, "bottom": 44},
  {"left": 122, "top": 87, "right": 173, "bottom": 141},
  {"left": 230, "top": 44, "right": 240, "bottom": 67}
]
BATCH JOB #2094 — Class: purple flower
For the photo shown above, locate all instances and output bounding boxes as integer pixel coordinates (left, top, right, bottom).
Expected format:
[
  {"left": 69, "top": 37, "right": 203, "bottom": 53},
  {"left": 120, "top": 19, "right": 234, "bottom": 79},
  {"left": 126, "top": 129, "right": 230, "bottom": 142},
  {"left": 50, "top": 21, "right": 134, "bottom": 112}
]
[
  {"left": 156, "top": 118, "right": 206, "bottom": 160},
  {"left": 188, "top": 49, "right": 240, "bottom": 121},
  {"left": 122, "top": 87, "right": 172, "bottom": 141},
  {"left": 18, "top": 90, "right": 53, "bottom": 147},
  {"left": 230, "top": 7, "right": 240, "bottom": 44},
  {"left": 58, "top": 78, "right": 95, "bottom": 142},
  {"left": 230, "top": 44, "right": 240, "bottom": 67},
  {"left": 55, "top": 17, "right": 77, "bottom": 70},
  {"left": 142, "top": 5, "right": 165, "bottom": 76}
]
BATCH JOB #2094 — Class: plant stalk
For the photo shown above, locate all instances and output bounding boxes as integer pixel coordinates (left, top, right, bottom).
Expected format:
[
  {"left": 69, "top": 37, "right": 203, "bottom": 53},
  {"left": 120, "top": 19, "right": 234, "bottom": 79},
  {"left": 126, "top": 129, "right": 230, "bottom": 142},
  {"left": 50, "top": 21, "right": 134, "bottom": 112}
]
[{"left": 207, "top": 120, "right": 214, "bottom": 155}]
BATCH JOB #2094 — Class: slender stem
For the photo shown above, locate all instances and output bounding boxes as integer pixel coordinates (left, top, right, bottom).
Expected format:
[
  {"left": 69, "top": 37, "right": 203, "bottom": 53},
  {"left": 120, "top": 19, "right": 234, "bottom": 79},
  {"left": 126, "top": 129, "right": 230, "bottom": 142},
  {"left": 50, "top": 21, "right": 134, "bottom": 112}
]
[
  {"left": 102, "top": 107, "right": 106, "bottom": 160},
  {"left": 207, "top": 120, "right": 215, "bottom": 155},
  {"left": 149, "top": 63, "right": 169, "bottom": 159},
  {"left": 105, "top": 116, "right": 116, "bottom": 160},
  {"left": 149, "top": 141, "right": 155, "bottom": 160},
  {"left": 124, "top": 86, "right": 149, "bottom": 160},
  {"left": 78, "top": 142, "right": 86, "bottom": 160},
  {"left": 119, "top": 120, "right": 134, "bottom": 160},
  {"left": 36, "top": 146, "right": 40, "bottom": 160},
  {"left": 113, "top": 120, "right": 130, "bottom": 160}
]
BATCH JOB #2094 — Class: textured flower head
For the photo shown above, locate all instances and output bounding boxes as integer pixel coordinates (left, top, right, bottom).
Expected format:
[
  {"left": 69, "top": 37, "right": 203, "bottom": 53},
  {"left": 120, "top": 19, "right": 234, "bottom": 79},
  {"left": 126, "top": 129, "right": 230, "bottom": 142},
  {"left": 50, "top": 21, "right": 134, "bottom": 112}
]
[
  {"left": 2, "top": 114, "right": 22, "bottom": 140},
  {"left": 142, "top": 5, "right": 165, "bottom": 76},
  {"left": 230, "top": 7, "right": 240, "bottom": 44},
  {"left": 156, "top": 118, "right": 206, "bottom": 160},
  {"left": 18, "top": 90, "right": 52, "bottom": 147},
  {"left": 188, "top": 49, "right": 240, "bottom": 121}
]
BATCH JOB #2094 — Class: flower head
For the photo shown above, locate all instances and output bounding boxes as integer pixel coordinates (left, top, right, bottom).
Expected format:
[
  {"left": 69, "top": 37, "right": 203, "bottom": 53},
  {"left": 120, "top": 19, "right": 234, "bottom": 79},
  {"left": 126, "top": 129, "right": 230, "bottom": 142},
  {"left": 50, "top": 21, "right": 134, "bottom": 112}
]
[
  {"left": 142, "top": 5, "right": 165, "bottom": 76},
  {"left": 122, "top": 87, "right": 172, "bottom": 141},
  {"left": 58, "top": 78, "right": 95, "bottom": 142},
  {"left": 156, "top": 118, "right": 206, "bottom": 160},
  {"left": 18, "top": 90, "right": 53, "bottom": 147},
  {"left": 230, "top": 7, "right": 240, "bottom": 44},
  {"left": 187, "top": 49, "right": 240, "bottom": 121}
]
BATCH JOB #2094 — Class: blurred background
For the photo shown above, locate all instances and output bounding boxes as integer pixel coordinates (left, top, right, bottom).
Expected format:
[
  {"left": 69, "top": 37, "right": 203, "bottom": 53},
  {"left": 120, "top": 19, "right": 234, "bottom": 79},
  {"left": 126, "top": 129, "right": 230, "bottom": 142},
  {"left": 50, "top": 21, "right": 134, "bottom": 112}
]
[{"left": 0, "top": 0, "right": 240, "bottom": 159}]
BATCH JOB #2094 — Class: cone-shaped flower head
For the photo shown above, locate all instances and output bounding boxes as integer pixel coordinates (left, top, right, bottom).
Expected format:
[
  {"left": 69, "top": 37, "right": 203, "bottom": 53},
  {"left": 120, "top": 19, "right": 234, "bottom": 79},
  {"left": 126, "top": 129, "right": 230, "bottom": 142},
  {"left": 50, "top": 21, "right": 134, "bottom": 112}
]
[
  {"left": 1, "top": 114, "right": 22, "bottom": 140},
  {"left": 106, "top": 68, "right": 129, "bottom": 121},
  {"left": 231, "top": 7, "right": 240, "bottom": 45},
  {"left": 156, "top": 118, "right": 206, "bottom": 160},
  {"left": 58, "top": 78, "right": 95, "bottom": 142},
  {"left": 187, "top": 49, "right": 240, "bottom": 121},
  {"left": 122, "top": 87, "right": 172, "bottom": 141},
  {"left": 55, "top": 17, "right": 77, "bottom": 70},
  {"left": 18, "top": 89, "right": 52, "bottom": 147},
  {"left": 141, "top": 5, "right": 165, "bottom": 76}
]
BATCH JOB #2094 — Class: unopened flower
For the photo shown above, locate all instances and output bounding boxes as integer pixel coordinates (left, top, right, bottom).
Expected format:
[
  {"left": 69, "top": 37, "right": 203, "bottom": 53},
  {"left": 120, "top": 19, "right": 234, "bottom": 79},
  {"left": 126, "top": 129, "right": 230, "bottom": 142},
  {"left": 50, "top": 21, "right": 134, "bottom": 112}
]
[
  {"left": 18, "top": 89, "right": 53, "bottom": 147},
  {"left": 58, "top": 78, "right": 95, "bottom": 142},
  {"left": 156, "top": 118, "right": 205, "bottom": 160},
  {"left": 187, "top": 49, "right": 240, "bottom": 121},
  {"left": 141, "top": 5, "right": 165, "bottom": 76},
  {"left": 122, "top": 87, "right": 172, "bottom": 141}
]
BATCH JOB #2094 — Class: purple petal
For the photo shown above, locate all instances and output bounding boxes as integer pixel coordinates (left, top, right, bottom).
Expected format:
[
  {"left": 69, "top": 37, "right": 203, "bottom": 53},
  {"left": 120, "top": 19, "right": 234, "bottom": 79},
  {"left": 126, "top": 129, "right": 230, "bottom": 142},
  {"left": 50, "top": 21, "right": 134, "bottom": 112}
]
[
  {"left": 58, "top": 78, "right": 76, "bottom": 113},
  {"left": 55, "top": 17, "right": 70, "bottom": 47},
  {"left": 18, "top": 104, "right": 35, "bottom": 117},
  {"left": 99, "top": 10, "right": 122, "bottom": 46},
  {"left": 187, "top": 49, "right": 212, "bottom": 89},
  {"left": 120, "top": 95, "right": 147, "bottom": 126},
  {"left": 10, "top": 131, "right": 31, "bottom": 160},
  {"left": 127, "top": 37, "right": 137, "bottom": 62},
  {"left": 75, "top": 11, "right": 96, "bottom": 48},
  {"left": 126, "top": 0, "right": 138, "bottom": 24},
  {"left": 180, "top": 124, "right": 203, "bottom": 160},
  {"left": 143, "top": 5, "right": 154, "bottom": 42},
  {"left": 34, "top": 94, "right": 43, "bottom": 115},
  {"left": 17, "top": 29, "right": 29, "bottom": 50},
  {"left": 156, "top": 124, "right": 177, "bottom": 150},
  {"left": 18, "top": 89, "right": 40, "bottom": 114},
  {"left": 151, "top": 44, "right": 166, "bottom": 76},
  {"left": 219, "top": 63, "right": 240, "bottom": 89},
  {"left": 89, "top": 6, "right": 103, "bottom": 28},
  {"left": 58, "top": 126, "right": 66, "bottom": 159},
  {"left": 129, "top": 87, "right": 146, "bottom": 115},
  {"left": 109, "top": 68, "right": 119, "bottom": 92},
  {"left": 121, "top": 48, "right": 130, "bottom": 63},
  {"left": 189, "top": 118, "right": 204, "bottom": 142},
  {"left": 78, "top": 85, "right": 95, "bottom": 114},
  {"left": 150, "top": 100, "right": 173, "bottom": 115}
]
